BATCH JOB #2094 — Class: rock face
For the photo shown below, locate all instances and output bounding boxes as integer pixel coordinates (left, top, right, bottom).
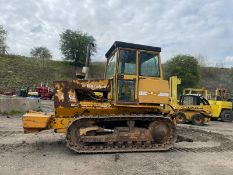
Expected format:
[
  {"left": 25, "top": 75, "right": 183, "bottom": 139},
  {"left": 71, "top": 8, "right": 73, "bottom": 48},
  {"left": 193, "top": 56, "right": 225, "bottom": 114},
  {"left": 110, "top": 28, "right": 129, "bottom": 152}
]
[{"left": 0, "top": 96, "right": 41, "bottom": 113}]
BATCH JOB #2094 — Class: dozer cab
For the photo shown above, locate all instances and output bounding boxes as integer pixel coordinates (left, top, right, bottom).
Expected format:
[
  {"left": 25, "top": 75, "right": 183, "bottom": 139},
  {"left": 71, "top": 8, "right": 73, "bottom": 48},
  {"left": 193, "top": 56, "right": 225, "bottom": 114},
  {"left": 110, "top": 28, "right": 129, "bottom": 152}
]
[
  {"left": 169, "top": 76, "right": 212, "bottom": 126},
  {"left": 23, "top": 41, "right": 176, "bottom": 153}
]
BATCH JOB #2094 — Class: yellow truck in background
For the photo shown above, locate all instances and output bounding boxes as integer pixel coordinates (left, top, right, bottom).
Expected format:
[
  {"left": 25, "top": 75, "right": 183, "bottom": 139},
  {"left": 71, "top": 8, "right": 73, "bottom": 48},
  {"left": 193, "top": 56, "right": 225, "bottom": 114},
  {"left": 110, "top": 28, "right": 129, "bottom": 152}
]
[
  {"left": 183, "top": 88, "right": 233, "bottom": 122},
  {"left": 209, "top": 88, "right": 233, "bottom": 122}
]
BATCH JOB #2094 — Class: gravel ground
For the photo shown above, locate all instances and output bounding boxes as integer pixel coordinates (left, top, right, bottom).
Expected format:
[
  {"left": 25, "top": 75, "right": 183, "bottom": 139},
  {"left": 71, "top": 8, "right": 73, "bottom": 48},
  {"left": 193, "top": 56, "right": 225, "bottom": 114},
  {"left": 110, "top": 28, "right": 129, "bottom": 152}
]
[{"left": 0, "top": 100, "right": 233, "bottom": 175}]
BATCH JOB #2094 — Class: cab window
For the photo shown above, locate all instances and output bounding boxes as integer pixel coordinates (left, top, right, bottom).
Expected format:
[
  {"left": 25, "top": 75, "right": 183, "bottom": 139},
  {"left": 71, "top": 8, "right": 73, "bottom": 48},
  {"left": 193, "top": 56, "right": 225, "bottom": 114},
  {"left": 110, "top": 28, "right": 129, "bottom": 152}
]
[
  {"left": 106, "top": 53, "right": 116, "bottom": 79},
  {"left": 117, "top": 80, "right": 135, "bottom": 102},
  {"left": 139, "top": 51, "right": 159, "bottom": 77},
  {"left": 182, "top": 96, "right": 200, "bottom": 105},
  {"left": 118, "top": 49, "right": 136, "bottom": 75}
]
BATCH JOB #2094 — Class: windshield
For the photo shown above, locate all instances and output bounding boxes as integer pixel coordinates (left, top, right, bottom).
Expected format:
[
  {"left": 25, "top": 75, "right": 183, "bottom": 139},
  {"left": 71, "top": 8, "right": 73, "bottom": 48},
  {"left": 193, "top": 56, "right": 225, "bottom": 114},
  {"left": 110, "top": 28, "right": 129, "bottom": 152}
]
[
  {"left": 105, "top": 53, "right": 116, "bottom": 79},
  {"left": 139, "top": 51, "right": 159, "bottom": 77},
  {"left": 118, "top": 49, "right": 136, "bottom": 75},
  {"left": 201, "top": 97, "right": 210, "bottom": 105}
]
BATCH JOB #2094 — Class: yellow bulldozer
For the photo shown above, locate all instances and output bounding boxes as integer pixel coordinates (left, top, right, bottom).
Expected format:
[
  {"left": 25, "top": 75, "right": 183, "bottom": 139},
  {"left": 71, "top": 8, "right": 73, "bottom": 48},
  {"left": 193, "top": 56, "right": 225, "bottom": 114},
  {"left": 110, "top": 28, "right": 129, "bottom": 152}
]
[
  {"left": 22, "top": 41, "right": 177, "bottom": 153},
  {"left": 169, "top": 76, "right": 212, "bottom": 125}
]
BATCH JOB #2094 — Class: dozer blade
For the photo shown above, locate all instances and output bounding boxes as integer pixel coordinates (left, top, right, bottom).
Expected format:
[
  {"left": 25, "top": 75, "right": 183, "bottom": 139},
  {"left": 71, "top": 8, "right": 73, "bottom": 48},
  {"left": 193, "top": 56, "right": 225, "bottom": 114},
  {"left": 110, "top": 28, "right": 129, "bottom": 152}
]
[
  {"left": 66, "top": 115, "right": 176, "bottom": 153},
  {"left": 22, "top": 112, "right": 53, "bottom": 133}
]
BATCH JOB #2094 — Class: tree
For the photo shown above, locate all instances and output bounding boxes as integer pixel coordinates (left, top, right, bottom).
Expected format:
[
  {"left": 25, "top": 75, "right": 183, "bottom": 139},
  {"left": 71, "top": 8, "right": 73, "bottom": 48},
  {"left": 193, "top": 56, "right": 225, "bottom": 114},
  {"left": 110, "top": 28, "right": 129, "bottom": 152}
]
[
  {"left": 0, "top": 25, "right": 7, "bottom": 47},
  {"left": 164, "top": 55, "right": 200, "bottom": 91},
  {"left": 60, "top": 29, "right": 96, "bottom": 66},
  {"left": 0, "top": 25, "right": 7, "bottom": 55},
  {"left": 230, "top": 68, "right": 233, "bottom": 83},
  {"left": 30, "top": 47, "right": 52, "bottom": 59},
  {"left": 30, "top": 47, "right": 52, "bottom": 68}
]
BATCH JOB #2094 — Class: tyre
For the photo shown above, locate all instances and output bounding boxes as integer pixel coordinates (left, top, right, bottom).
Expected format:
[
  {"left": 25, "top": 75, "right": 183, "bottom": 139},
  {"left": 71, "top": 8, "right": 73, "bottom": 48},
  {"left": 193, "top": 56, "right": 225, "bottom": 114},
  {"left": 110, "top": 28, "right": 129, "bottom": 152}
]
[
  {"left": 191, "top": 114, "right": 204, "bottom": 126},
  {"left": 175, "top": 112, "right": 186, "bottom": 124},
  {"left": 220, "top": 110, "right": 233, "bottom": 122}
]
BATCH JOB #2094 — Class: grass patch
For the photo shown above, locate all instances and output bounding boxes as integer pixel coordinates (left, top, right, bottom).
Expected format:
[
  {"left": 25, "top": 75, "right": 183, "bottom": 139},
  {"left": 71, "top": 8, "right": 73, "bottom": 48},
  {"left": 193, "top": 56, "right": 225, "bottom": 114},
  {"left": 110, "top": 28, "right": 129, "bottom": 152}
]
[
  {"left": 0, "top": 54, "right": 231, "bottom": 93},
  {"left": 0, "top": 110, "right": 25, "bottom": 116}
]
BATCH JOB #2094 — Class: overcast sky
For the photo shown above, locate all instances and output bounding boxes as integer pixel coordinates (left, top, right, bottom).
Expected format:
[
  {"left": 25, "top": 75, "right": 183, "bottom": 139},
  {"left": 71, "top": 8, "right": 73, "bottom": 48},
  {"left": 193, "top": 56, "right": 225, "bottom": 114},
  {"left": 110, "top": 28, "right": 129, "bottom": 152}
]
[{"left": 0, "top": 0, "right": 233, "bottom": 67}]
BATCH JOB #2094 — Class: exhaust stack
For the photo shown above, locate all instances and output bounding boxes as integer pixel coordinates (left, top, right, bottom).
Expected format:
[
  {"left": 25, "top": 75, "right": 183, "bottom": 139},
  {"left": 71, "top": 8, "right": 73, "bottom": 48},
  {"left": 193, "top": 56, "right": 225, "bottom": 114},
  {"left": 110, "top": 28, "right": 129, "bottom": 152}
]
[{"left": 82, "top": 43, "right": 93, "bottom": 80}]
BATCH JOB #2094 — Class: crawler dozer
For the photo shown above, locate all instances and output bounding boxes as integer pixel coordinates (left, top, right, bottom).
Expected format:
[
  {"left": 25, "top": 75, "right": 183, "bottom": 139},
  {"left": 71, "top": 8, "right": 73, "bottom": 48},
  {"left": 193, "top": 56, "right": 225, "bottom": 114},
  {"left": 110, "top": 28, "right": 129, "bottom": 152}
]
[{"left": 22, "top": 41, "right": 177, "bottom": 153}]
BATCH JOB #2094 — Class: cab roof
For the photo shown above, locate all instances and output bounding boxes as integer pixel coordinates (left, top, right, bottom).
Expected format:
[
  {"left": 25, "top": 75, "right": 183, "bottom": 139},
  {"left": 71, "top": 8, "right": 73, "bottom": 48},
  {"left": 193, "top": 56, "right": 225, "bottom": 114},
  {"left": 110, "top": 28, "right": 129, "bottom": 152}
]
[
  {"left": 183, "top": 94, "right": 205, "bottom": 98},
  {"left": 105, "top": 41, "right": 161, "bottom": 58}
]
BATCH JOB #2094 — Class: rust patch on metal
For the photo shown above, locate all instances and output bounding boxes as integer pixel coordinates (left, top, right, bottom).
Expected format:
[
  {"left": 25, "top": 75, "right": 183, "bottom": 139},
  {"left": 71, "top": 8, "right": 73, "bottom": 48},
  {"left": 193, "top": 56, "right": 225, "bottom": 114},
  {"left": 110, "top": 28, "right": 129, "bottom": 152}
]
[{"left": 53, "top": 79, "right": 110, "bottom": 108}]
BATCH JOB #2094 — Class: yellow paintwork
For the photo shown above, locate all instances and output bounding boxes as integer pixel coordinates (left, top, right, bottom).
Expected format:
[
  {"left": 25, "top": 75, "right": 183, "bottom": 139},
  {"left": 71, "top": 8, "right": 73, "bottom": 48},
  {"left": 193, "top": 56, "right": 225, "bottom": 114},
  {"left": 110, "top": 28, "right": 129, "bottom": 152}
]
[
  {"left": 55, "top": 106, "right": 169, "bottom": 118},
  {"left": 173, "top": 104, "right": 212, "bottom": 121},
  {"left": 180, "top": 87, "right": 232, "bottom": 120},
  {"left": 169, "top": 76, "right": 181, "bottom": 104},
  {"left": 138, "top": 78, "right": 169, "bottom": 104},
  {"left": 22, "top": 43, "right": 174, "bottom": 133},
  {"left": 22, "top": 112, "right": 52, "bottom": 133},
  {"left": 22, "top": 112, "right": 73, "bottom": 133},
  {"left": 169, "top": 76, "right": 212, "bottom": 124},
  {"left": 111, "top": 48, "right": 165, "bottom": 105},
  {"left": 209, "top": 100, "right": 232, "bottom": 118},
  {"left": 176, "top": 110, "right": 210, "bottom": 123},
  {"left": 209, "top": 88, "right": 232, "bottom": 119},
  {"left": 50, "top": 117, "right": 74, "bottom": 131},
  {"left": 22, "top": 105, "right": 171, "bottom": 133}
]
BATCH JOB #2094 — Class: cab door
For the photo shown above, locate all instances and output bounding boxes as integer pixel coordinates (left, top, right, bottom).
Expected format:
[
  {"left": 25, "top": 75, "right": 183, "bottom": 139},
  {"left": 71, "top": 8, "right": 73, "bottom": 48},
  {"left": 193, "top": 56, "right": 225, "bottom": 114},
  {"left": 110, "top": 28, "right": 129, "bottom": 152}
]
[
  {"left": 138, "top": 51, "right": 169, "bottom": 104},
  {"left": 116, "top": 48, "right": 137, "bottom": 103}
]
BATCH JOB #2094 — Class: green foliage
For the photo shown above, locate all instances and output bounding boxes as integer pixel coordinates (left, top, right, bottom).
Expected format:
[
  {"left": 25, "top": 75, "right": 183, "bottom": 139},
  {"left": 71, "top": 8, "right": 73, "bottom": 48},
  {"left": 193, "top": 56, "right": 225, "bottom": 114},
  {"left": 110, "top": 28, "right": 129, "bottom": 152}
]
[
  {"left": 230, "top": 68, "right": 233, "bottom": 83},
  {"left": 0, "top": 55, "right": 77, "bottom": 91},
  {"left": 30, "top": 47, "right": 52, "bottom": 59},
  {"left": 0, "top": 110, "right": 24, "bottom": 116},
  {"left": 88, "top": 62, "right": 105, "bottom": 79},
  {"left": 0, "top": 25, "right": 7, "bottom": 46},
  {"left": 60, "top": 29, "right": 96, "bottom": 66},
  {"left": 164, "top": 55, "right": 200, "bottom": 91},
  {"left": 0, "top": 25, "right": 7, "bottom": 50}
]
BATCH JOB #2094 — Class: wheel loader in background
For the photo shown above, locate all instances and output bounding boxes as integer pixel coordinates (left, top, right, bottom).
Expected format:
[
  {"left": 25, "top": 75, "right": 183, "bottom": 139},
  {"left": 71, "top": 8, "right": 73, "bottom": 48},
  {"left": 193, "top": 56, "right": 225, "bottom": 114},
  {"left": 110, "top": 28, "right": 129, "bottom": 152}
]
[
  {"left": 22, "top": 41, "right": 177, "bottom": 153},
  {"left": 169, "top": 76, "right": 212, "bottom": 125},
  {"left": 184, "top": 88, "right": 233, "bottom": 122}
]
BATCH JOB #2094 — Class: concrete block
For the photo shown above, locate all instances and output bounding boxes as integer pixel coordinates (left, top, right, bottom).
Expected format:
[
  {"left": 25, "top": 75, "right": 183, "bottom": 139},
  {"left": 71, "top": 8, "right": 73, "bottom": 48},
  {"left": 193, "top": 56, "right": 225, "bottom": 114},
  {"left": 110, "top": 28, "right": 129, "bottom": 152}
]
[{"left": 0, "top": 96, "right": 41, "bottom": 113}]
